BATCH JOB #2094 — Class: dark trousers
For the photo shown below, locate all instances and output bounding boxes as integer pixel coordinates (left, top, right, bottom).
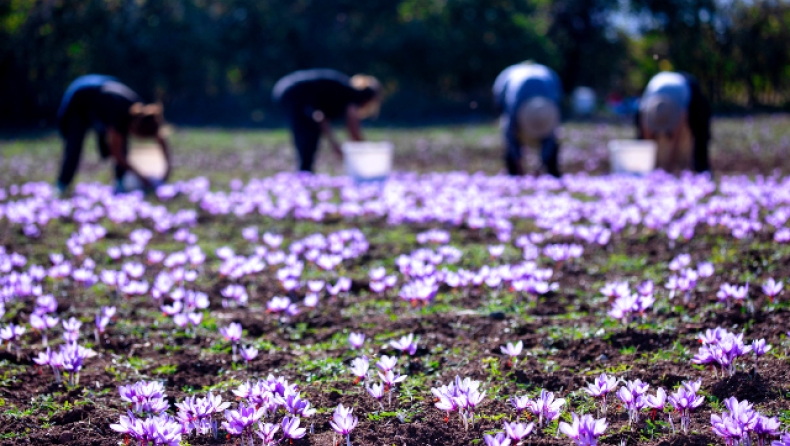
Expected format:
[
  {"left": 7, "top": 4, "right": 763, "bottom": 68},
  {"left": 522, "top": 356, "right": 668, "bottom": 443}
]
[
  {"left": 505, "top": 131, "right": 560, "bottom": 177},
  {"left": 289, "top": 114, "right": 321, "bottom": 172},
  {"left": 58, "top": 113, "right": 125, "bottom": 188},
  {"left": 636, "top": 74, "right": 711, "bottom": 173}
]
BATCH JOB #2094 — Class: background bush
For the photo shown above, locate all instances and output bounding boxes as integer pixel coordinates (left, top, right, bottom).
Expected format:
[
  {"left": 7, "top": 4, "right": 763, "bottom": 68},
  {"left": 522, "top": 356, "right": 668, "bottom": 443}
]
[{"left": 1, "top": 0, "right": 788, "bottom": 127}]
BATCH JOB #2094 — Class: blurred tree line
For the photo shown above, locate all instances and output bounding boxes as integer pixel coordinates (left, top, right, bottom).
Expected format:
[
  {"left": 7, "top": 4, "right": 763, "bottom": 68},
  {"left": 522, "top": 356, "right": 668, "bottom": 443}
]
[{"left": 1, "top": 0, "right": 789, "bottom": 127}]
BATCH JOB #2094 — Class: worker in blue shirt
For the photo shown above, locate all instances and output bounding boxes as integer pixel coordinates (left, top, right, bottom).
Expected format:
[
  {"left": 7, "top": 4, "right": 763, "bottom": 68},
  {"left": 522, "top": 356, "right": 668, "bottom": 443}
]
[
  {"left": 493, "top": 62, "right": 563, "bottom": 177},
  {"left": 636, "top": 71, "right": 711, "bottom": 173}
]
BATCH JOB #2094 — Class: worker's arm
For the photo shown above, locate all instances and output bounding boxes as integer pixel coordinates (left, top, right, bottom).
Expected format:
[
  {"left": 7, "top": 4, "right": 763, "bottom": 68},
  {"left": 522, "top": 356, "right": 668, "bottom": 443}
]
[
  {"left": 666, "top": 121, "right": 685, "bottom": 170},
  {"left": 107, "top": 128, "right": 154, "bottom": 189},
  {"left": 345, "top": 105, "right": 364, "bottom": 142},
  {"left": 640, "top": 120, "right": 654, "bottom": 141},
  {"left": 313, "top": 110, "right": 343, "bottom": 159},
  {"left": 157, "top": 134, "right": 172, "bottom": 182}
]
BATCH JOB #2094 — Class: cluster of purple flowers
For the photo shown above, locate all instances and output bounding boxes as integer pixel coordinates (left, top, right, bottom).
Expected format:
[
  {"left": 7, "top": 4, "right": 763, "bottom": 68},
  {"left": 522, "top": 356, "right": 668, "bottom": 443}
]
[
  {"left": 33, "top": 343, "right": 90, "bottom": 385},
  {"left": 369, "top": 266, "right": 398, "bottom": 294},
  {"left": 220, "top": 284, "right": 248, "bottom": 308},
  {"left": 559, "top": 413, "right": 608, "bottom": 446},
  {"left": 667, "top": 379, "right": 705, "bottom": 433},
  {"left": 175, "top": 392, "right": 230, "bottom": 436},
  {"left": 712, "top": 397, "right": 780, "bottom": 446},
  {"left": 693, "top": 327, "right": 768, "bottom": 376},
  {"left": 119, "top": 380, "right": 170, "bottom": 414},
  {"left": 431, "top": 376, "right": 486, "bottom": 429},
  {"left": 762, "top": 278, "right": 783, "bottom": 303},
  {"left": 717, "top": 283, "right": 750, "bottom": 308},
  {"left": 583, "top": 373, "right": 618, "bottom": 414},
  {"left": 397, "top": 246, "right": 558, "bottom": 306},
  {"left": 353, "top": 354, "right": 408, "bottom": 408},
  {"left": 664, "top": 255, "right": 714, "bottom": 303},
  {"left": 482, "top": 420, "right": 535, "bottom": 446},
  {"left": 110, "top": 412, "right": 183, "bottom": 446},
  {"left": 389, "top": 333, "right": 419, "bottom": 356},
  {"left": 607, "top": 282, "right": 655, "bottom": 323},
  {"left": 222, "top": 375, "right": 313, "bottom": 445},
  {"left": 616, "top": 379, "right": 650, "bottom": 425}
]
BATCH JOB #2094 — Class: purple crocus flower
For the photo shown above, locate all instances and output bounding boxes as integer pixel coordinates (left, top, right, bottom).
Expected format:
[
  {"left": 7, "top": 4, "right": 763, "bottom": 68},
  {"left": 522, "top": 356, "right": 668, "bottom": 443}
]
[
  {"left": 366, "top": 383, "right": 385, "bottom": 409},
  {"left": 528, "top": 389, "right": 565, "bottom": 427},
  {"left": 280, "top": 416, "right": 306, "bottom": 441},
  {"left": 559, "top": 413, "right": 608, "bottom": 446},
  {"left": 762, "top": 278, "right": 783, "bottom": 303},
  {"left": 584, "top": 373, "right": 618, "bottom": 414},
  {"left": 240, "top": 346, "right": 258, "bottom": 363},
  {"left": 267, "top": 296, "right": 299, "bottom": 316},
  {"left": 279, "top": 394, "right": 316, "bottom": 418},
  {"left": 376, "top": 355, "right": 397, "bottom": 372},
  {"left": 771, "top": 433, "right": 790, "bottom": 446},
  {"left": 256, "top": 422, "right": 279, "bottom": 446},
  {"left": 503, "top": 420, "right": 534, "bottom": 442},
  {"left": 378, "top": 369, "right": 408, "bottom": 408},
  {"left": 60, "top": 343, "right": 87, "bottom": 386},
  {"left": 222, "top": 402, "right": 265, "bottom": 443},
  {"left": 697, "top": 262, "right": 714, "bottom": 278},
  {"left": 220, "top": 322, "right": 243, "bottom": 362},
  {"left": 617, "top": 379, "right": 648, "bottom": 425},
  {"left": 350, "top": 356, "right": 369, "bottom": 383},
  {"left": 1, "top": 323, "right": 26, "bottom": 359},
  {"left": 500, "top": 341, "right": 523, "bottom": 367},
  {"left": 692, "top": 328, "right": 752, "bottom": 376},
  {"left": 329, "top": 404, "right": 358, "bottom": 446},
  {"left": 378, "top": 369, "right": 407, "bottom": 387},
  {"left": 645, "top": 387, "right": 667, "bottom": 411},
  {"left": 754, "top": 415, "right": 780, "bottom": 446},
  {"left": 348, "top": 332, "right": 365, "bottom": 349},
  {"left": 30, "top": 313, "right": 58, "bottom": 347},
  {"left": 62, "top": 317, "right": 82, "bottom": 343},
  {"left": 389, "top": 333, "right": 418, "bottom": 356},
  {"left": 483, "top": 433, "right": 512, "bottom": 446},
  {"left": 220, "top": 323, "right": 243, "bottom": 342},
  {"left": 510, "top": 395, "right": 530, "bottom": 417},
  {"left": 752, "top": 339, "right": 771, "bottom": 357}
]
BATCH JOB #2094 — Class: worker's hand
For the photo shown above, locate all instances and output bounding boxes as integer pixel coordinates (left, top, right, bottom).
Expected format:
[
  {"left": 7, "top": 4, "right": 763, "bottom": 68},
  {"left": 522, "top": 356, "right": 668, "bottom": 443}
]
[
  {"left": 312, "top": 110, "right": 325, "bottom": 123},
  {"left": 136, "top": 173, "right": 156, "bottom": 191}
]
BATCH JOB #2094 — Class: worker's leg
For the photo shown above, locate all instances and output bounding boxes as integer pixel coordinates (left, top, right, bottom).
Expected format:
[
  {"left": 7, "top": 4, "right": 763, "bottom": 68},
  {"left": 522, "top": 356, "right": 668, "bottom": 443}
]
[
  {"left": 97, "top": 131, "right": 111, "bottom": 160},
  {"left": 691, "top": 123, "right": 710, "bottom": 173},
  {"left": 56, "top": 114, "right": 88, "bottom": 191},
  {"left": 291, "top": 116, "right": 321, "bottom": 172},
  {"left": 688, "top": 101, "right": 711, "bottom": 174},
  {"left": 540, "top": 136, "right": 561, "bottom": 177},
  {"left": 501, "top": 114, "right": 523, "bottom": 176}
]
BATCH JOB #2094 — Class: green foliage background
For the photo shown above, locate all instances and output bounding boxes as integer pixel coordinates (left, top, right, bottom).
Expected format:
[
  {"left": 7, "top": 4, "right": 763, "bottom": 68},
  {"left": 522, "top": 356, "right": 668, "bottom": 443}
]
[{"left": 1, "top": 0, "right": 789, "bottom": 126}]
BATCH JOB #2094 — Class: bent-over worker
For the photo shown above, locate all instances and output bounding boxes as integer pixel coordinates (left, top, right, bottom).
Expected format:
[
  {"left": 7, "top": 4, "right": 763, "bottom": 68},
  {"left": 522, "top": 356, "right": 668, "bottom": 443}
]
[
  {"left": 493, "top": 62, "right": 563, "bottom": 177},
  {"left": 272, "top": 69, "right": 382, "bottom": 173},
  {"left": 636, "top": 71, "right": 711, "bottom": 173},
  {"left": 56, "top": 75, "right": 170, "bottom": 194}
]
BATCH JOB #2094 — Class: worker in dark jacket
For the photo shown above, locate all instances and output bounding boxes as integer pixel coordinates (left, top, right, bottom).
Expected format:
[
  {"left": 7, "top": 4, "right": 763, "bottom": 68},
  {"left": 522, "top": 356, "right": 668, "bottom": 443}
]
[
  {"left": 493, "top": 62, "right": 563, "bottom": 177},
  {"left": 273, "top": 69, "right": 382, "bottom": 172},
  {"left": 635, "top": 71, "right": 711, "bottom": 173},
  {"left": 56, "top": 75, "right": 170, "bottom": 194}
]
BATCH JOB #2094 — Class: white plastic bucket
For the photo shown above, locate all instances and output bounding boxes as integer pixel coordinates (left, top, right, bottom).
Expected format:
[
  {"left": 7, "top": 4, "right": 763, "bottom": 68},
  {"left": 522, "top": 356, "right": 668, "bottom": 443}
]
[
  {"left": 341, "top": 141, "right": 393, "bottom": 182},
  {"left": 122, "top": 142, "right": 168, "bottom": 191},
  {"left": 608, "top": 139, "right": 657, "bottom": 175}
]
